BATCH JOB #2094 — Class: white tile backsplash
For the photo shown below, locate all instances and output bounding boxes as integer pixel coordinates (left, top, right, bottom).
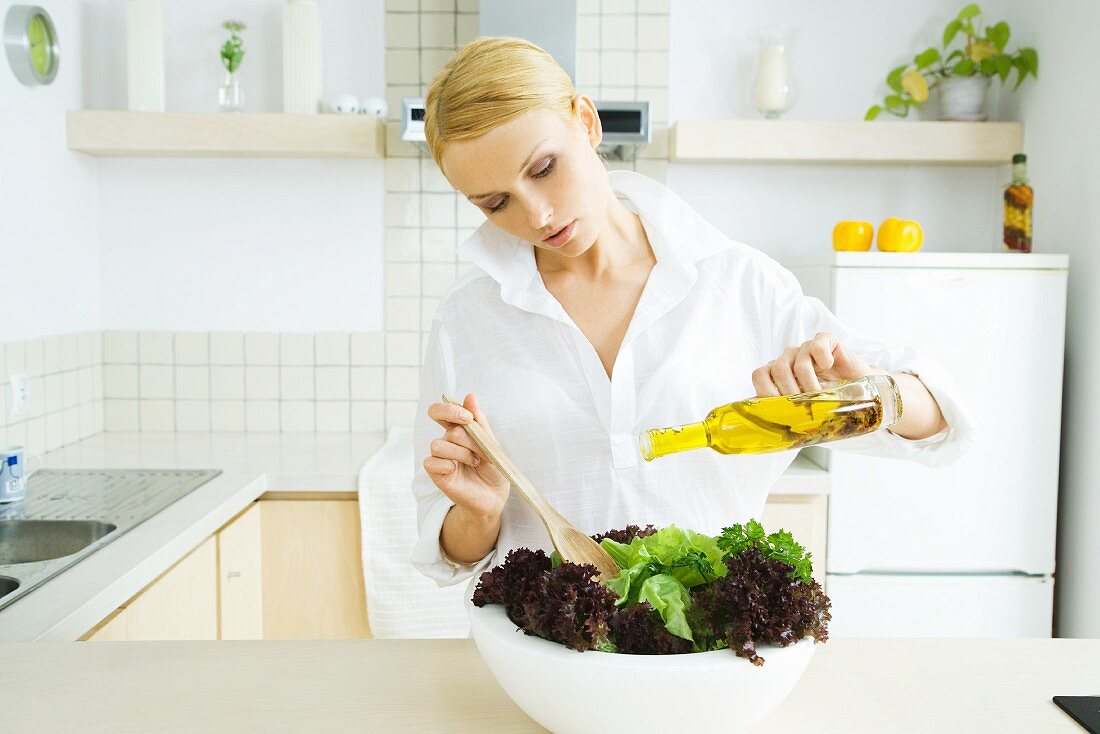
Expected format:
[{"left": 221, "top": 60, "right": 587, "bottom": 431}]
[
  {"left": 386, "top": 333, "right": 422, "bottom": 367},
  {"left": 139, "top": 365, "right": 174, "bottom": 399},
  {"left": 244, "top": 334, "right": 279, "bottom": 366},
  {"left": 386, "top": 227, "right": 421, "bottom": 262},
  {"left": 211, "top": 401, "right": 246, "bottom": 431},
  {"left": 246, "top": 400, "right": 280, "bottom": 432},
  {"left": 280, "top": 333, "right": 314, "bottom": 366},
  {"left": 281, "top": 401, "right": 316, "bottom": 432},
  {"left": 211, "top": 366, "right": 245, "bottom": 400},
  {"left": 316, "top": 366, "right": 351, "bottom": 400},
  {"left": 175, "top": 332, "right": 209, "bottom": 365},
  {"left": 385, "top": 158, "right": 421, "bottom": 192},
  {"left": 421, "top": 193, "right": 456, "bottom": 228},
  {"left": 176, "top": 365, "right": 210, "bottom": 400},
  {"left": 280, "top": 366, "right": 315, "bottom": 400},
  {"left": 351, "top": 332, "right": 386, "bottom": 366},
  {"left": 315, "top": 333, "right": 350, "bottom": 366},
  {"left": 245, "top": 366, "right": 280, "bottom": 400},
  {"left": 420, "top": 12, "right": 456, "bottom": 48},
  {"left": 103, "top": 332, "right": 137, "bottom": 364},
  {"left": 210, "top": 332, "right": 244, "bottom": 365},
  {"left": 176, "top": 400, "right": 211, "bottom": 431},
  {"left": 104, "top": 365, "right": 138, "bottom": 399},
  {"left": 351, "top": 367, "right": 386, "bottom": 400},
  {"left": 602, "top": 15, "right": 636, "bottom": 50},
  {"left": 139, "top": 332, "right": 173, "bottom": 364},
  {"left": 385, "top": 50, "right": 420, "bottom": 85},
  {"left": 385, "top": 12, "right": 419, "bottom": 48},
  {"left": 386, "top": 263, "right": 422, "bottom": 297},
  {"left": 140, "top": 400, "right": 174, "bottom": 431},
  {"left": 386, "top": 298, "right": 421, "bottom": 331},
  {"left": 316, "top": 401, "right": 351, "bottom": 432},
  {"left": 422, "top": 228, "right": 457, "bottom": 262}
]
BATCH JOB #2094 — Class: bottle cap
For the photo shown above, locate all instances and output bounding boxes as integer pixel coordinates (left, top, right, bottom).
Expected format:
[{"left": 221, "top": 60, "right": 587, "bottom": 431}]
[{"left": 1012, "top": 153, "right": 1027, "bottom": 164}]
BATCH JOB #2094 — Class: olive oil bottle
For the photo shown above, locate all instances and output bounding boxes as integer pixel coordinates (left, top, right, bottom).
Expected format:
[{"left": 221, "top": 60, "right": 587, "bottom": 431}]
[
  {"left": 1003, "top": 153, "right": 1033, "bottom": 253},
  {"left": 639, "top": 374, "right": 903, "bottom": 461}
]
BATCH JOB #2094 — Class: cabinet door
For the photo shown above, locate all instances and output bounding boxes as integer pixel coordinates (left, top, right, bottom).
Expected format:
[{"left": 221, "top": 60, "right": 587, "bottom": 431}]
[
  {"left": 761, "top": 494, "right": 828, "bottom": 587},
  {"left": 217, "top": 503, "right": 263, "bottom": 640},
  {"left": 260, "top": 500, "right": 370, "bottom": 639},
  {"left": 84, "top": 536, "right": 218, "bottom": 641}
]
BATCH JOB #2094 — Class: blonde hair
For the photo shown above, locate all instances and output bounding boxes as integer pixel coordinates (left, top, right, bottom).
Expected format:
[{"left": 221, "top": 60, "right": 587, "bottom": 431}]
[{"left": 424, "top": 37, "right": 577, "bottom": 169}]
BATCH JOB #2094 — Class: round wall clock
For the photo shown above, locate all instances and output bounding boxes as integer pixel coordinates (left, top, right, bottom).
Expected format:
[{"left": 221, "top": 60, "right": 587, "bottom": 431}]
[{"left": 4, "top": 5, "right": 59, "bottom": 86}]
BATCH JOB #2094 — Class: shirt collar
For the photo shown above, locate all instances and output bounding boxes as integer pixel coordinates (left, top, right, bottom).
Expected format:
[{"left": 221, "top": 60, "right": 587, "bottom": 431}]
[{"left": 456, "top": 170, "right": 736, "bottom": 309}]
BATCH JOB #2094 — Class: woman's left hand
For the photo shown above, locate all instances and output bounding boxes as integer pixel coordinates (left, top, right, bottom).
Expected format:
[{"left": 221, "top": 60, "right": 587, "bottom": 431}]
[{"left": 752, "top": 332, "right": 882, "bottom": 397}]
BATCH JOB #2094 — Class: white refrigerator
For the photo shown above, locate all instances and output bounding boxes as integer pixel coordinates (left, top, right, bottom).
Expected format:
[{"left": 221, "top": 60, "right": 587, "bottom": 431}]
[{"left": 790, "top": 253, "right": 1068, "bottom": 637}]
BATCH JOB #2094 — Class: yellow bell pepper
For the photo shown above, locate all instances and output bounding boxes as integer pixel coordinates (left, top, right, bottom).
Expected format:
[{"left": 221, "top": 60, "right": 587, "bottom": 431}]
[
  {"left": 832, "top": 221, "right": 874, "bottom": 251},
  {"left": 877, "top": 218, "right": 923, "bottom": 252}
]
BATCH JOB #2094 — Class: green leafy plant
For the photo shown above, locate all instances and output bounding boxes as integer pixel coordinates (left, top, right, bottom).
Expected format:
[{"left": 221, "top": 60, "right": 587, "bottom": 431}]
[
  {"left": 866, "top": 3, "right": 1038, "bottom": 120},
  {"left": 717, "top": 519, "right": 814, "bottom": 584},
  {"left": 220, "top": 20, "right": 247, "bottom": 73}
]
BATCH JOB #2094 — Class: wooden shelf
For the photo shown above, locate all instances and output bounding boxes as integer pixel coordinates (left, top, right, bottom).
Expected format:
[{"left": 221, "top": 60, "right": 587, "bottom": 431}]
[
  {"left": 670, "top": 120, "right": 1023, "bottom": 164},
  {"left": 66, "top": 111, "right": 386, "bottom": 158}
]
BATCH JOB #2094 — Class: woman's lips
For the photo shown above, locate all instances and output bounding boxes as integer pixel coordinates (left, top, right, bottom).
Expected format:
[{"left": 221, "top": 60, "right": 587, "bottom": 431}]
[{"left": 543, "top": 220, "right": 576, "bottom": 248}]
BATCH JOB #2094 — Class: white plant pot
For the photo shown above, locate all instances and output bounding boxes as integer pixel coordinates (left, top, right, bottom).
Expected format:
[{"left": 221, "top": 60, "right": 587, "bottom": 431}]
[{"left": 938, "top": 74, "right": 992, "bottom": 121}]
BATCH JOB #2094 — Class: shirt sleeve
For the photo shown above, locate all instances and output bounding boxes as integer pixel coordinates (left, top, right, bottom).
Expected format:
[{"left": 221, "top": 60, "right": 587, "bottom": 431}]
[
  {"left": 763, "top": 256, "right": 978, "bottom": 469},
  {"left": 408, "top": 317, "right": 498, "bottom": 586}
]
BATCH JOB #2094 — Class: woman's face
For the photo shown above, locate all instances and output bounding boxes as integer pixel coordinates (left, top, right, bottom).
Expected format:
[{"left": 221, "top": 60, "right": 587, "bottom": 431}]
[{"left": 440, "top": 97, "right": 609, "bottom": 258}]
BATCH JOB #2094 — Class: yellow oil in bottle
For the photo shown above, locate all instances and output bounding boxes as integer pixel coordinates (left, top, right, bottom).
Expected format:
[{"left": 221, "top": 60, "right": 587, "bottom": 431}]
[{"left": 640, "top": 375, "right": 901, "bottom": 461}]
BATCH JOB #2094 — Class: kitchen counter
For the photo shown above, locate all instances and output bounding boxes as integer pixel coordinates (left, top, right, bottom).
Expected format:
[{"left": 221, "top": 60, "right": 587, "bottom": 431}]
[
  {"left": 3, "top": 637, "right": 1096, "bottom": 733},
  {"left": 0, "top": 431, "right": 829, "bottom": 642},
  {"left": 0, "top": 431, "right": 387, "bottom": 642}
]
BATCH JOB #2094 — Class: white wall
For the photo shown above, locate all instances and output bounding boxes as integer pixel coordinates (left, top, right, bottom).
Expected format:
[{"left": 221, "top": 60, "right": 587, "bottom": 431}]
[
  {"left": 85, "top": 0, "right": 387, "bottom": 332},
  {"left": 0, "top": 0, "right": 100, "bottom": 342},
  {"left": 998, "top": 0, "right": 1100, "bottom": 639},
  {"left": 667, "top": 0, "right": 1013, "bottom": 260}
]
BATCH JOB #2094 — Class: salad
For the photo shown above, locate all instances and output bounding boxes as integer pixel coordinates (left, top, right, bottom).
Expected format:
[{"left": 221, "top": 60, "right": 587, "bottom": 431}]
[{"left": 472, "top": 520, "right": 831, "bottom": 665}]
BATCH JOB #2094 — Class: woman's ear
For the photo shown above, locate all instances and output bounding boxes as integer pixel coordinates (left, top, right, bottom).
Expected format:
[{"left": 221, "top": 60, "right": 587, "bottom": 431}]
[{"left": 574, "top": 94, "right": 603, "bottom": 149}]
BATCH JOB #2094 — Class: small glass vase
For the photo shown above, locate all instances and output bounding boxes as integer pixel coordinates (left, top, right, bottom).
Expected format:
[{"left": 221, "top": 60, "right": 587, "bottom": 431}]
[
  {"left": 750, "top": 25, "right": 798, "bottom": 119},
  {"left": 218, "top": 71, "right": 244, "bottom": 112}
]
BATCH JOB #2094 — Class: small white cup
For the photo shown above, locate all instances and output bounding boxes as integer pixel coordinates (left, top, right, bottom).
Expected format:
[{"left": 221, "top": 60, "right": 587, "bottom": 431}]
[{"left": 0, "top": 445, "right": 41, "bottom": 503}]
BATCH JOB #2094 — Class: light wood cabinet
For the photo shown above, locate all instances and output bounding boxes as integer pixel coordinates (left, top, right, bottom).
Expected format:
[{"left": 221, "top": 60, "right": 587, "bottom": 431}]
[
  {"left": 82, "top": 498, "right": 371, "bottom": 642},
  {"left": 217, "top": 503, "right": 264, "bottom": 640},
  {"left": 260, "top": 500, "right": 371, "bottom": 640},
  {"left": 761, "top": 494, "right": 828, "bottom": 588},
  {"left": 83, "top": 536, "right": 218, "bottom": 641}
]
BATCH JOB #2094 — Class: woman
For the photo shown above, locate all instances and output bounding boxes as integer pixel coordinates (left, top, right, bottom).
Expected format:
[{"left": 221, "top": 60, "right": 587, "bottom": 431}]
[{"left": 410, "top": 37, "right": 976, "bottom": 586}]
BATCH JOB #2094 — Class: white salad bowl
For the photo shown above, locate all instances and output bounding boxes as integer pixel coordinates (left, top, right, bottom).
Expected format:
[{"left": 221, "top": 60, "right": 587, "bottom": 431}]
[{"left": 466, "top": 593, "right": 816, "bottom": 734}]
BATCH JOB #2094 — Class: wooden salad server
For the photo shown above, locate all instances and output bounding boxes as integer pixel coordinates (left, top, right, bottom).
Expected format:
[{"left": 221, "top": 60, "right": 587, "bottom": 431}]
[{"left": 442, "top": 394, "right": 620, "bottom": 581}]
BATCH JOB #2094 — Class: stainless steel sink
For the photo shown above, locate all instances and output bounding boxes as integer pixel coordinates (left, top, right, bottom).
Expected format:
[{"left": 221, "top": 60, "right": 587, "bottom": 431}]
[
  {"left": 0, "top": 576, "right": 19, "bottom": 599},
  {"left": 0, "top": 468, "right": 221, "bottom": 612},
  {"left": 0, "top": 520, "right": 118, "bottom": 565}
]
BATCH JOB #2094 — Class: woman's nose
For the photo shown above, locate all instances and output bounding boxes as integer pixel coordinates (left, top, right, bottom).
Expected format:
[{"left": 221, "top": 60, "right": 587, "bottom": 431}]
[{"left": 527, "top": 201, "right": 553, "bottom": 231}]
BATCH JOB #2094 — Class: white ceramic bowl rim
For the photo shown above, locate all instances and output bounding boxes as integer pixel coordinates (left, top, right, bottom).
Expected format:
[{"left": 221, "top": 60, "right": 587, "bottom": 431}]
[{"left": 466, "top": 593, "right": 816, "bottom": 670}]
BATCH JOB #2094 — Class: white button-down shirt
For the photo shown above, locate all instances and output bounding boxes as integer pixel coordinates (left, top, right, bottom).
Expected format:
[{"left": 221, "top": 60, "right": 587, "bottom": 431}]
[{"left": 410, "top": 170, "right": 977, "bottom": 586}]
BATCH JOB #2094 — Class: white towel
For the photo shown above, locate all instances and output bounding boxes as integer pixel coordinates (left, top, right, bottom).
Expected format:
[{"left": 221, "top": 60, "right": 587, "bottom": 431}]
[{"left": 358, "top": 426, "right": 471, "bottom": 638}]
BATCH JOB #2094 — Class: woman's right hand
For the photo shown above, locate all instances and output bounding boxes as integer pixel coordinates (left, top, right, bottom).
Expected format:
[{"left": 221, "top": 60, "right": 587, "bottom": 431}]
[{"left": 424, "top": 393, "right": 510, "bottom": 520}]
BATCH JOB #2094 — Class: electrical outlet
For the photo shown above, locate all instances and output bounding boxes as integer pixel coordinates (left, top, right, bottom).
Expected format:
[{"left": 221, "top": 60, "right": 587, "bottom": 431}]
[{"left": 10, "top": 373, "right": 28, "bottom": 416}]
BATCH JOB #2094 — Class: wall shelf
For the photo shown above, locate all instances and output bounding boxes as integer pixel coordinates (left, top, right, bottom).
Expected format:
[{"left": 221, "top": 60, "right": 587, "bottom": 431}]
[
  {"left": 66, "top": 111, "right": 386, "bottom": 158},
  {"left": 670, "top": 120, "right": 1023, "bottom": 164}
]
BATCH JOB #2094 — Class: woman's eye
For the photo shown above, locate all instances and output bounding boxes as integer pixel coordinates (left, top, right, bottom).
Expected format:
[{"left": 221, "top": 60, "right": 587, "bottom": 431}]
[
  {"left": 483, "top": 159, "right": 554, "bottom": 214},
  {"left": 533, "top": 158, "right": 555, "bottom": 179}
]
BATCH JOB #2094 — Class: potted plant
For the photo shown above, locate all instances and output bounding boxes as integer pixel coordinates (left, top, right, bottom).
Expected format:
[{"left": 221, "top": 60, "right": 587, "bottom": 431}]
[
  {"left": 219, "top": 20, "right": 247, "bottom": 112},
  {"left": 866, "top": 3, "right": 1038, "bottom": 121}
]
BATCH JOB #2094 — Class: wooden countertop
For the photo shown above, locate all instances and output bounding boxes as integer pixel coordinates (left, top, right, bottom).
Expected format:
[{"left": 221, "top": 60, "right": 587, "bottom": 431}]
[{"left": 3, "top": 637, "right": 1097, "bottom": 733}]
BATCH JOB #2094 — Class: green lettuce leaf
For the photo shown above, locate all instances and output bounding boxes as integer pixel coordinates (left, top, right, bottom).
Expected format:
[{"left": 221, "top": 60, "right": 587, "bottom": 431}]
[{"left": 637, "top": 573, "right": 694, "bottom": 641}]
